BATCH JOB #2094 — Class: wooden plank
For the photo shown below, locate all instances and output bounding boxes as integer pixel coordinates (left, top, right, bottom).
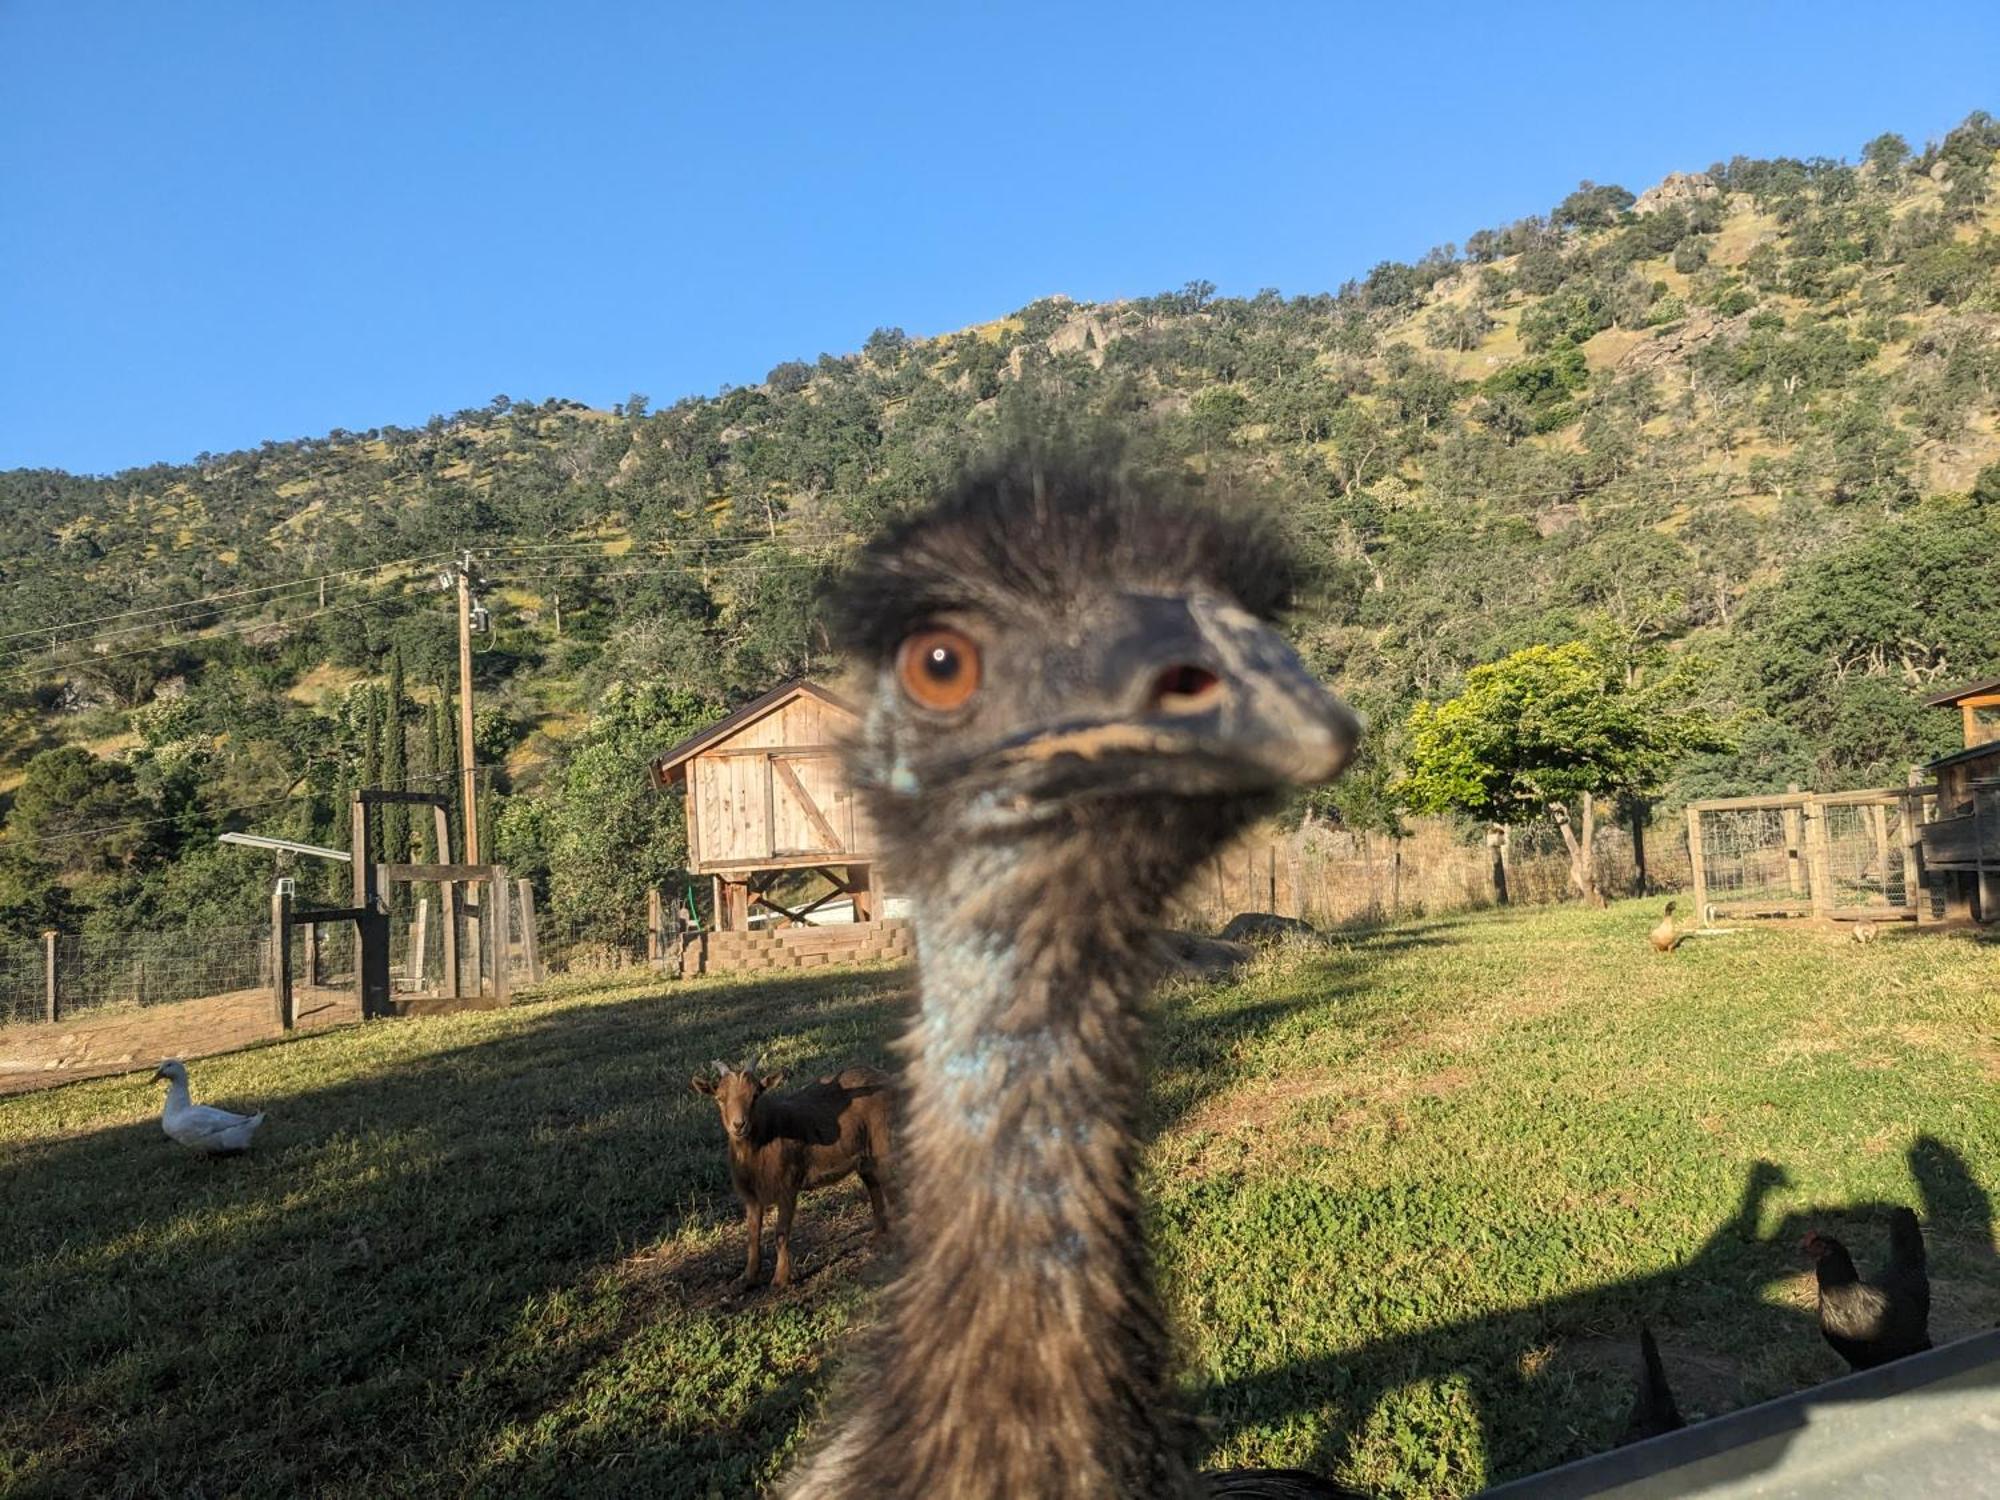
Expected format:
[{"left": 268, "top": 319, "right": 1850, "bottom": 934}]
[
  {"left": 761, "top": 754, "right": 776, "bottom": 859},
  {"left": 351, "top": 796, "right": 370, "bottom": 907},
  {"left": 409, "top": 898, "right": 430, "bottom": 988},
  {"left": 490, "top": 869, "right": 512, "bottom": 1004},
  {"left": 43, "top": 930, "right": 59, "bottom": 1024},
  {"left": 517, "top": 879, "right": 542, "bottom": 983},
  {"left": 292, "top": 905, "right": 371, "bottom": 923},
  {"left": 1803, "top": 794, "right": 1835, "bottom": 919},
  {"left": 684, "top": 767, "right": 704, "bottom": 867},
  {"left": 380, "top": 862, "right": 494, "bottom": 883},
  {"left": 1687, "top": 793, "right": 1809, "bottom": 813},
  {"left": 270, "top": 887, "right": 294, "bottom": 1030},
  {"left": 708, "top": 742, "right": 841, "bottom": 759},
  {"left": 1782, "top": 782, "right": 1804, "bottom": 895},
  {"left": 772, "top": 757, "right": 843, "bottom": 852},
  {"left": 1904, "top": 776, "right": 1929, "bottom": 924},
  {"left": 1687, "top": 806, "right": 1709, "bottom": 924}
]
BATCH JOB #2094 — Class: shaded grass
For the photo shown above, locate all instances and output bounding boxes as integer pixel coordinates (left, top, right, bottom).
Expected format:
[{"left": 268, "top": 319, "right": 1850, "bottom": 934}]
[{"left": 1, "top": 903, "right": 1995, "bottom": 1497}]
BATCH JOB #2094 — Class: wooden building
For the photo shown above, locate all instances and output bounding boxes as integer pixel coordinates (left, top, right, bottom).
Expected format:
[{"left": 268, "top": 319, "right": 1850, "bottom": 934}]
[
  {"left": 1915, "top": 675, "right": 2000, "bottom": 923},
  {"left": 648, "top": 680, "right": 883, "bottom": 935}
]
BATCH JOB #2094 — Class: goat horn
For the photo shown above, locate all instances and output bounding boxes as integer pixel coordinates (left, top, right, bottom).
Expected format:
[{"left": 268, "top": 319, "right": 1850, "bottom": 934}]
[{"left": 708, "top": 1058, "right": 729, "bottom": 1077}]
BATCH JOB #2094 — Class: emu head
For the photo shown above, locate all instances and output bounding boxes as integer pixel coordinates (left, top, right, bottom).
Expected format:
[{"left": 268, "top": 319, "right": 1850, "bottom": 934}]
[
  {"left": 832, "top": 448, "right": 1360, "bottom": 889},
  {"left": 690, "top": 1057, "right": 787, "bottom": 1141}
]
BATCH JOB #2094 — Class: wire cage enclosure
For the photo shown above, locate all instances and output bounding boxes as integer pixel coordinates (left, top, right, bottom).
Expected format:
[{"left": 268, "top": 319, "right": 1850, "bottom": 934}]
[{"left": 1686, "top": 786, "right": 1928, "bottom": 926}]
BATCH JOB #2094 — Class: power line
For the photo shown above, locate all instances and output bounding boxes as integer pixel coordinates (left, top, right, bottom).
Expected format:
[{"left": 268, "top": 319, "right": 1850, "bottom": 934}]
[
  {"left": 0, "top": 552, "right": 450, "bottom": 648},
  {"left": 2, "top": 766, "right": 501, "bottom": 853},
  {"left": 3, "top": 595, "right": 412, "bottom": 682}
]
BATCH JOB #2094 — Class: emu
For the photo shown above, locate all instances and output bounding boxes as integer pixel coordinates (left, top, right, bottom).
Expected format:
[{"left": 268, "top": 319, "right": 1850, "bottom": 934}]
[
  {"left": 691, "top": 1058, "right": 894, "bottom": 1290},
  {"left": 779, "top": 446, "right": 1364, "bottom": 1498}
]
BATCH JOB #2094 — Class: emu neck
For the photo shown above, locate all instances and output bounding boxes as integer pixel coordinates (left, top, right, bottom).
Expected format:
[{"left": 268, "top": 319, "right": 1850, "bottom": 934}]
[{"left": 791, "top": 840, "right": 1201, "bottom": 1498}]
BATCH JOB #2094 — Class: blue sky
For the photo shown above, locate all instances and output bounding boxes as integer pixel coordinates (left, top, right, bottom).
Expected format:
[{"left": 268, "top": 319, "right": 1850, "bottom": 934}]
[{"left": 4, "top": 2, "right": 1997, "bottom": 475}]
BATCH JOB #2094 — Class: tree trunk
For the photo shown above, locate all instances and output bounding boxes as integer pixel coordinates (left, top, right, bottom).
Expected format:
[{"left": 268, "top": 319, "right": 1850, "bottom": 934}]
[
  {"left": 1629, "top": 805, "right": 1648, "bottom": 896},
  {"left": 1487, "top": 823, "right": 1510, "bottom": 906},
  {"left": 1580, "top": 792, "right": 1604, "bottom": 906},
  {"left": 1550, "top": 798, "right": 1607, "bottom": 907}
]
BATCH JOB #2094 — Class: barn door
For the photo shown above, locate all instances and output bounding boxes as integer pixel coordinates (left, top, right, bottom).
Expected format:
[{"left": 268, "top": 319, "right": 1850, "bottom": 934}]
[{"left": 768, "top": 752, "right": 847, "bottom": 857}]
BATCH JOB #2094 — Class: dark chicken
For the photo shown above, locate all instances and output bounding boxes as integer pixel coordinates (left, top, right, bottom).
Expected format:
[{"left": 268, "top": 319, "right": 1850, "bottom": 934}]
[{"left": 1803, "top": 1208, "right": 1932, "bottom": 1372}]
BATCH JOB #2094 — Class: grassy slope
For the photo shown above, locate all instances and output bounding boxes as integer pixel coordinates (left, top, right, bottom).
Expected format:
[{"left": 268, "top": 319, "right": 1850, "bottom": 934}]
[{"left": 1, "top": 904, "right": 1995, "bottom": 1498}]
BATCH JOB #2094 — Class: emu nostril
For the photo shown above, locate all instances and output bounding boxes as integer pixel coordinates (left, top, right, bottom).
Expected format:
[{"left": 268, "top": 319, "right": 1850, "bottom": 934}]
[{"left": 1150, "top": 663, "right": 1223, "bottom": 715}]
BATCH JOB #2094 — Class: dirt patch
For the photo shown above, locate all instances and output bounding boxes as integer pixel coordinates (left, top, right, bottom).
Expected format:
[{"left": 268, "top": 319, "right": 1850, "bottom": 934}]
[
  {"left": 1175, "top": 1062, "right": 1478, "bottom": 1155},
  {"left": 1894, "top": 1022, "right": 2000, "bottom": 1081},
  {"left": 1557, "top": 1331, "right": 1747, "bottom": 1422},
  {"left": 617, "top": 1195, "right": 889, "bottom": 1315},
  {"left": 0, "top": 986, "right": 359, "bottom": 1097}
]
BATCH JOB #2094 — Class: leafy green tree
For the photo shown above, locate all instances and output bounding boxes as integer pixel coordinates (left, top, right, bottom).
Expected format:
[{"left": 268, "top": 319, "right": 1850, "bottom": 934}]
[
  {"left": 1553, "top": 180, "right": 1635, "bottom": 231},
  {"left": 1399, "top": 641, "right": 1727, "bottom": 902},
  {"left": 1863, "top": 132, "right": 1910, "bottom": 180},
  {"left": 1424, "top": 303, "right": 1494, "bottom": 353},
  {"left": 10, "top": 748, "right": 148, "bottom": 882},
  {"left": 494, "top": 682, "right": 716, "bottom": 944}
]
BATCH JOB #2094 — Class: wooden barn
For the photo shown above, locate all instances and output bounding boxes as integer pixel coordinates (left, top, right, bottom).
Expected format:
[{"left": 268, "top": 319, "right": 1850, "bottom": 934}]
[
  {"left": 648, "top": 681, "right": 911, "bottom": 975},
  {"left": 1915, "top": 675, "right": 2000, "bottom": 923}
]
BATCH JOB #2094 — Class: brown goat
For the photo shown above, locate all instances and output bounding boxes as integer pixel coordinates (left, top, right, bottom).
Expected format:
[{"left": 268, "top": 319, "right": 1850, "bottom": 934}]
[{"left": 690, "top": 1058, "right": 895, "bottom": 1289}]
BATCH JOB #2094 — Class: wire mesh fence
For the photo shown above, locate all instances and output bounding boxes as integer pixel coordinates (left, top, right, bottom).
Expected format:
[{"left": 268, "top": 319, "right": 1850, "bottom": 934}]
[
  {"left": 0, "top": 940, "right": 46, "bottom": 1027},
  {"left": 1822, "top": 800, "right": 1911, "bottom": 909},
  {"left": 49, "top": 926, "right": 270, "bottom": 1020},
  {"left": 1688, "top": 788, "right": 1921, "bottom": 922},
  {"left": 1176, "top": 815, "right": 1693, "bottom": 932},
  {"left": 1691, "top": 806, "right": 1808, "bottom": 909}
]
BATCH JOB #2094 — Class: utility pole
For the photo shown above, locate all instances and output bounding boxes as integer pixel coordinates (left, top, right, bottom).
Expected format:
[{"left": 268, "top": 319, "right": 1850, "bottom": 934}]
[{"left": 455, "top": 552, "right": 480, "bottom": 865}]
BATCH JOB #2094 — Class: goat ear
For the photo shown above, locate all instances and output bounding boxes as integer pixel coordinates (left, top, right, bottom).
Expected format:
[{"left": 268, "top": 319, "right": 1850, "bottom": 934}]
[
  {"left": 690, "top": 1073, "right": 717, "bottom": 1096},
  {"left": 761, "top": 1070, "right": 787, "bottom": 1092}
]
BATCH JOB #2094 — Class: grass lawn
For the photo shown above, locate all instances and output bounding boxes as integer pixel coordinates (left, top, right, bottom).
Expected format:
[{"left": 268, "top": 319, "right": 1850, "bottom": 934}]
[{"left": 2, "top": 902, "right": 1995, "bottom": 1498}]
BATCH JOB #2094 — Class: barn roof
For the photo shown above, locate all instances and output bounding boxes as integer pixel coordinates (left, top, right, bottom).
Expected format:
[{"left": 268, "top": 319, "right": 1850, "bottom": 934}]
[
  {"left": 647, "top": 680, "right": 856, "bottom": 789},
  {"left": 1923, "top": 674, "right": 2000, "bottom": 708}
]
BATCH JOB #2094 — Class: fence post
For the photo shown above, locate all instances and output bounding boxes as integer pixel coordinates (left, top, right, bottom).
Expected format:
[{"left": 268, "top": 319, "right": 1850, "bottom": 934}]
[
  {"left": 1782, "top": 783, "right": 1804, "bottom": 895},
  {"left": 647, "top": 886, "right": 664, "bottom": 966},
  {"left": 42, "top": 930, "right": 59, "bottom": 1024},
  {"left": 516, "top": 878, "right": 542, "bottom": 984},
  {"left": 270, "top": 887, "right": 294, "bottom": 1031},
  {"left": 1686, "top": 806, "right": 1709, "bottom": 925},
  {"left": 306, "top": 921, "right": 322, "bottom": 987},
  {"left": 409, "top": 898, "right": 430, "bottom": 990},
  {"left": 1905, "top": 769, "right": 1929, "bottom": 925},
  {"left": 1803, "top": 793, "right": 1834, "bottom": 920},
  {"left": 489, "top": 866, "right": 512, "bottom": 1004}
]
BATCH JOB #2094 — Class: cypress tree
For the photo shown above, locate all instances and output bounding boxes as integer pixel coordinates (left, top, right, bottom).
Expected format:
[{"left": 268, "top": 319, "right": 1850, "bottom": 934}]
[
  {"left": 358, "top": 686, "right": 383, "bottom": 864},
  {"left": 383, "top": 647, "right": 410, "bottom": 866}
]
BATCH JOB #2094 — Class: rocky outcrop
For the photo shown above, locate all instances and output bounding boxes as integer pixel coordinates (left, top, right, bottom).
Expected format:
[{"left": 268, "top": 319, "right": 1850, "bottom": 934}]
[{"left": 1633, "top": 171, "right": 1720, "bottom": 216}]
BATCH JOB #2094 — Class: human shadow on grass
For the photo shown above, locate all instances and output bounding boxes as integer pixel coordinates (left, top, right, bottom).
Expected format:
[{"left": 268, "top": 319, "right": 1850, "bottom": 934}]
[
  {"left": 1194, "top": 1145, "right": 2000, "bottom": 1492},
  {"left": 0, "top": 968, "right": 910, "bottom": 1499}
]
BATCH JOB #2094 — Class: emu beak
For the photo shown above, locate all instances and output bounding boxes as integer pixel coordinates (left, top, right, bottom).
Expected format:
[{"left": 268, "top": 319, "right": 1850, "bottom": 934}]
[{"left": 992, "top": 593, "right": 1360, "bottom": 798}]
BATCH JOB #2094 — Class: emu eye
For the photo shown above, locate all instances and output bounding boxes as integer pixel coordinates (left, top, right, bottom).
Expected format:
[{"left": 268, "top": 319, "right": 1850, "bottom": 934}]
[{"left": 896, "top": 626, "right": 982, "bottom": 712}]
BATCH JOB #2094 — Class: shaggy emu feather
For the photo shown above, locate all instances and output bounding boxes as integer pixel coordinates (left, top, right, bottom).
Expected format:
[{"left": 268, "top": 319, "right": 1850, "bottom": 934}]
[{"left": 780, "top": 446, "right": 1364, "bottom": 1498}]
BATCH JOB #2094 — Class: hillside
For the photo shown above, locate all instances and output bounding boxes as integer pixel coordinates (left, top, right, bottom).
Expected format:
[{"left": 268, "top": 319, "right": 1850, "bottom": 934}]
[{"left": 5, "top": 115, "right": 2000, "bottom": 943}]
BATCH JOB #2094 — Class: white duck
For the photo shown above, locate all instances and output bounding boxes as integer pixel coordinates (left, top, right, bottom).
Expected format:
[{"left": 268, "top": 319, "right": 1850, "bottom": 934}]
[{"left": 153, "top": 1058, "right": 266, "bottom": 1154}]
